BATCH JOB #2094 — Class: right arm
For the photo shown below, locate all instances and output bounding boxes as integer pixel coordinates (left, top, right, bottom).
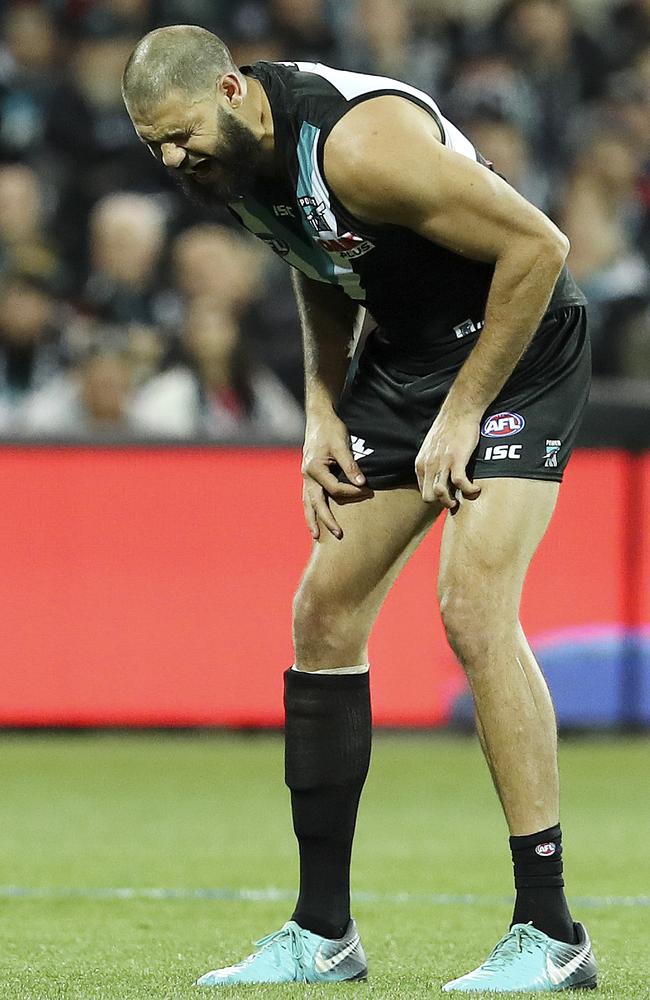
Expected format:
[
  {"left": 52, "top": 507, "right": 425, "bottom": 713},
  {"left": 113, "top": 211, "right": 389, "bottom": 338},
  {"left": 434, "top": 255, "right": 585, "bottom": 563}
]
[{"left": 292, "top": 271, "right": 372, "bottom": 540}]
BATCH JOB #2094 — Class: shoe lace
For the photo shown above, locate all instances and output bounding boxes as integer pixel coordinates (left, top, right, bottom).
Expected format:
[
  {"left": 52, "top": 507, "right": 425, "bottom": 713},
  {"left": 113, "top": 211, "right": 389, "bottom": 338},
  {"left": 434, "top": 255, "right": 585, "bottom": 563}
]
[
  {"left": 251, "top": 923, "right": 305, "bottom": 972},
  {"left": 479, "top": 924, "right": 540, "bottom": 972}
]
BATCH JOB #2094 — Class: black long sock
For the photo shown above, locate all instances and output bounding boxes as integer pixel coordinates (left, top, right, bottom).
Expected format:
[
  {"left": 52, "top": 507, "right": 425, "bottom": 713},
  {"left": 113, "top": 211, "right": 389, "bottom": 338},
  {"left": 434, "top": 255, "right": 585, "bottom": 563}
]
[
  {"left": 510, "top": 824, "right": 576, "bottom": 943},
  {"left": 284, "top": 668, "right": 371, "bottom": 941}
]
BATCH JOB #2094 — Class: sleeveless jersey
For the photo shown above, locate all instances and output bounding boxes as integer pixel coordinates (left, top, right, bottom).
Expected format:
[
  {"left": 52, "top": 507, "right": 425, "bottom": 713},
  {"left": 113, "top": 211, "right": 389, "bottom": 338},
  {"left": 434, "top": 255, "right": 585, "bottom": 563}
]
[{"left": 231, "top": 61, "right": 586, "bottom": 365}]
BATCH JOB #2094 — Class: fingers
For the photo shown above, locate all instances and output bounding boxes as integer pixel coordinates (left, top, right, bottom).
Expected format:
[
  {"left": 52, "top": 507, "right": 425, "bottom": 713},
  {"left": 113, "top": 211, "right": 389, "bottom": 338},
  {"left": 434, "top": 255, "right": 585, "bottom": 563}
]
[
  {"left": 302, "top": 459, "right": 370, "bottom": 503},
  {"left": 301, "top": 421, "right": 373, "bottom": 538},
  {"left": 416, "top": 464, "right": 480, "bottom": 512},
  {"left": 450, "top": 465, "right": 482, "bottom": 502},
  {"left": 303, "top": 488, "right": 320, "bottom": 540},
  {"left": 303, "top": 482, "right": 343, "bottom": 540},
  {"left": 418, "top": 465, "right": 458, "bottom": 510},
  {"left": 448, "top": 467, "right": 481, "bottom": 516},
  {"left": 334, "top": 449, "right": 366, "bottom": 488},
  {"left": 416, "top": 456, "right": 454, "bottom": 508},
  {"left": 303, "top": 478, "right": 373, "bottom": 540}
]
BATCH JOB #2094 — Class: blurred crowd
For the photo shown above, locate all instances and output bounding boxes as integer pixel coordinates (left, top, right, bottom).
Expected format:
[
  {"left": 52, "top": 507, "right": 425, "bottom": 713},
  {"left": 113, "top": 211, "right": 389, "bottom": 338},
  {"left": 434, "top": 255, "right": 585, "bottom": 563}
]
[{"left": 0, "top": 0, "right": 649, "bottom": 441}]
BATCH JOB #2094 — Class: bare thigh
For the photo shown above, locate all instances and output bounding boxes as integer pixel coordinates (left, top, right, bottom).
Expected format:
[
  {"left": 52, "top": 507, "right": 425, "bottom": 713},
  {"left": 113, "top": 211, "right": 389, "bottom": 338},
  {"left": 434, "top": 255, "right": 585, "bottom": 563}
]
[
  {"left": 293, "top": 487, "right": 440, "bottom": 668},
  {"left": 438, "top": 477, "right": 560, "bottom": 658}
]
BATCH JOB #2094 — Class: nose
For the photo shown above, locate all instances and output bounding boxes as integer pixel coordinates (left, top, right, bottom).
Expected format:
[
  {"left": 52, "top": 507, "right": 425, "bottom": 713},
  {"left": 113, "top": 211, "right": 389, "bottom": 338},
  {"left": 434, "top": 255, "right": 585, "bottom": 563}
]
[{"left": 160, "top": 143, "right": 186, "bottom": 169}]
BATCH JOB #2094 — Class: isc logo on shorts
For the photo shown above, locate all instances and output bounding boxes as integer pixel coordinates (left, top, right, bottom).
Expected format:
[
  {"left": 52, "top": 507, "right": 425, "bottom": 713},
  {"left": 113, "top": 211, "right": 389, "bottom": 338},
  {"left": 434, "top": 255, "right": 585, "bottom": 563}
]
[
  {"left": 482, "top": 412, "right": 526, "bottom": 438},
  {"left": 483, "top": 444, "right": 522, "bottom": 461}
]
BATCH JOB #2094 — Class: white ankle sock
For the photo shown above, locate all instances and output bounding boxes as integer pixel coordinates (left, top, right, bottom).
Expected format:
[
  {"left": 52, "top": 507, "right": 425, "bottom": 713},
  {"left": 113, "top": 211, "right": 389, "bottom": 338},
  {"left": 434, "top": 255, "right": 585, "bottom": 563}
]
[{"left": 291, "top": 663, "right": 369, "bottom": 675}]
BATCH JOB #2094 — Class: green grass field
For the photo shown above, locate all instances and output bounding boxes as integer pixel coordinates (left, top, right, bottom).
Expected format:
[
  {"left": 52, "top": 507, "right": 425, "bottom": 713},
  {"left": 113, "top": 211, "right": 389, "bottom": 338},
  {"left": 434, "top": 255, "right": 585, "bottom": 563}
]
[{"left": 1, "top": 733, "right": 649, "bottom": 999}]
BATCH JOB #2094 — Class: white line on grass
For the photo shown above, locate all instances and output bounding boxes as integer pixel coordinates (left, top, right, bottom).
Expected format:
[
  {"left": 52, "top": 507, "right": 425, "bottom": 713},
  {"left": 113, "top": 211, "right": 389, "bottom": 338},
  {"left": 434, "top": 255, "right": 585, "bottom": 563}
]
[{"left": 0, "top": 886, "right": 648, "bottom": 908}]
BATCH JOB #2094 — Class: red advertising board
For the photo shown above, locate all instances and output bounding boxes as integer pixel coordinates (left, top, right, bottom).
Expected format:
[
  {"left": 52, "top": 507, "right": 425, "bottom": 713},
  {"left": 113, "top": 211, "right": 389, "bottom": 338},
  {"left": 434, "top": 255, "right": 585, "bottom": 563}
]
[
  {"left": 0, "top": 447, "right": 641, "bottom": 727},
  {"left": 641, "top": 455, "right": 650, "bottom": 629}
]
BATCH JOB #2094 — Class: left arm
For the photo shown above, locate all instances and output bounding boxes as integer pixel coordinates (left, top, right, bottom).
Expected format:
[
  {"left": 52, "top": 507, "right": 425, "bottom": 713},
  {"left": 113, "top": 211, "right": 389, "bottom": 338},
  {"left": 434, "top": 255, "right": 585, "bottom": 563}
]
[{"left": 324, "top": 97, "right": 570, "bottom": 510}]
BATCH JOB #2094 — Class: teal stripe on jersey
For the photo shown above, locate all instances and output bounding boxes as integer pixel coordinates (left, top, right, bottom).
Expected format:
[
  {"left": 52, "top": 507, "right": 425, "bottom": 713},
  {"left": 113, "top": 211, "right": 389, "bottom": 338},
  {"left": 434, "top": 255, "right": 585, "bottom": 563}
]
[
  {"left": 296, "top": 122, "right": 337, "bottom": 283},
  {"left": 230, "top": 197, "right": 326, "bottom": 281},
  {"left": 295, "top": 122, "right": 365, "bottom": 301}
]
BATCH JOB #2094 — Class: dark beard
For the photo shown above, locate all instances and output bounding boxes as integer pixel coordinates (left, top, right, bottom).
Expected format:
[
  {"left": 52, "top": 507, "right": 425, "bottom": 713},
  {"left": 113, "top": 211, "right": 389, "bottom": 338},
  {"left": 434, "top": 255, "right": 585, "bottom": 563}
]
[{"left": 173, "top": 108, "right": 262, "bottom": 209}]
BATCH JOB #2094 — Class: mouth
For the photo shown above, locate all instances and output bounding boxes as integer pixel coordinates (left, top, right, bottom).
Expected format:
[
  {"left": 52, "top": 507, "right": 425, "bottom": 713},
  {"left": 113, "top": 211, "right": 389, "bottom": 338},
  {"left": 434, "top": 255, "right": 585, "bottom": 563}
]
[
  {"left": 186, "top": 159, "right": 217, "bottom": 183},
  {"left": 174, "top": 159, "right": 248, "bottom": 206}
]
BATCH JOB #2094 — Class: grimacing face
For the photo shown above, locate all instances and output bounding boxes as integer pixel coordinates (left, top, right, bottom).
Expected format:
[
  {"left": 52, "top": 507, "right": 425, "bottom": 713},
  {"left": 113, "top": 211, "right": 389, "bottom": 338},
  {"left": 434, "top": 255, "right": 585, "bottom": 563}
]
[{"left": 131, "top": 85, "right": 263, "bottom": 207}]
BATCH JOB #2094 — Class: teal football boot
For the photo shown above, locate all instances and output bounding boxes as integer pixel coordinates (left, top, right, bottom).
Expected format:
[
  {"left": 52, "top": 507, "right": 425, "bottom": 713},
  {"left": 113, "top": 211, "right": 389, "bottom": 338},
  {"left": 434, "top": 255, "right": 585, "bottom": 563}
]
[
  {"left": 443, "top": 922, "right": 597, "bottom": 993},
  {"left": 196, "top": 918, "right": 367, "bottom": 986}
]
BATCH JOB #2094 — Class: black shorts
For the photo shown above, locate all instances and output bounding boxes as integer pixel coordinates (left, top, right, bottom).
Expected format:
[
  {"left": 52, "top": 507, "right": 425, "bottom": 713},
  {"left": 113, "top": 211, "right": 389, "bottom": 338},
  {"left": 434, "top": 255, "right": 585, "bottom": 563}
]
[{"left": 337, "top": 305, "right": 591, "bottom": 489}]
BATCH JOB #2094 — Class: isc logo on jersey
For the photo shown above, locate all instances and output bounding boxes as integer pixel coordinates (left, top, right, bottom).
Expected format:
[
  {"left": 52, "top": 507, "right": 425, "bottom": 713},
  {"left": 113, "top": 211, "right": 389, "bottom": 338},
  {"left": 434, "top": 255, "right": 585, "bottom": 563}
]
[{"left": 482, "top": 412, "right": 526, "bottom": 438}]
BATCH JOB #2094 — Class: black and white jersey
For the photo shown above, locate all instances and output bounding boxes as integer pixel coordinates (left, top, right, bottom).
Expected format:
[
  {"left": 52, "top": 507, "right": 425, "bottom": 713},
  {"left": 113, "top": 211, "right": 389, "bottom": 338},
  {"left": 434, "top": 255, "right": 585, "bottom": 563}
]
[{"left": 232, "top": 61, "right": 585, "bottom": 362}]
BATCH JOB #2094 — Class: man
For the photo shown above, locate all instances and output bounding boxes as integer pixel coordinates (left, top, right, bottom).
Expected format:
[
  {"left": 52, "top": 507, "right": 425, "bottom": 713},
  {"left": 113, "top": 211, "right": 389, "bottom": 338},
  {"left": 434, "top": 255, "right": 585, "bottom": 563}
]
[{"left": 122, "top": 26, "right": 597, "bottom": 993}]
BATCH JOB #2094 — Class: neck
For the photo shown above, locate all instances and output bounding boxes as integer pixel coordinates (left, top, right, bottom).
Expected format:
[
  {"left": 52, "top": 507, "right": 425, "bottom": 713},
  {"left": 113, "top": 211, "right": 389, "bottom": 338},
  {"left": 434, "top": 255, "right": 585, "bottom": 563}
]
[{"left": 246, "top": 75, "right": 276, "bottom": 167}]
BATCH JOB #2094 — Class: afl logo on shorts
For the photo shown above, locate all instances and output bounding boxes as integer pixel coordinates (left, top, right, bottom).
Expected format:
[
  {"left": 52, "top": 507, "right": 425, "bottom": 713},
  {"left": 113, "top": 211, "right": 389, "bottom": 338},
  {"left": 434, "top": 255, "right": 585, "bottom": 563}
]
[
  {"left": 482, "top": 412, "right": 526, "bottom": 438},
  {"left": 535, "top": 842, "right": 557, "bottom": 857}
]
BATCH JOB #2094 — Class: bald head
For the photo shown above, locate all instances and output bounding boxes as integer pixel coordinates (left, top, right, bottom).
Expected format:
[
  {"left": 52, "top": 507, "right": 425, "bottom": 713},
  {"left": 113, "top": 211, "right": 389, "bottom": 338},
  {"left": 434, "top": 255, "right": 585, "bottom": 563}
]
[
  {"left": 123, "top": 26, "right": 273, "bottom": 207},
  {"left": 122, "top": 24, "right": 237, "bottom": 115}
]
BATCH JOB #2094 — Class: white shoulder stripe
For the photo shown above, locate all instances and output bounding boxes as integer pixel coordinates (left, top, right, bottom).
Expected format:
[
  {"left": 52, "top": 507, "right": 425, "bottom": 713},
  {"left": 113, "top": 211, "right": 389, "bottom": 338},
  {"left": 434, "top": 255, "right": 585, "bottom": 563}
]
[{"left": 291, "top": 62, "right": 477, "bottom": 162}]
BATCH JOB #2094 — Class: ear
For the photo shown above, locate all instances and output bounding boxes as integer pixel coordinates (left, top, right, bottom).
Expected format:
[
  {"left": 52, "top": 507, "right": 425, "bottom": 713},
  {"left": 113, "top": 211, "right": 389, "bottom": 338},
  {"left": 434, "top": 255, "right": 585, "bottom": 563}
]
[{"left": 218, "top": 72, "right": 244, "bottom": 109}]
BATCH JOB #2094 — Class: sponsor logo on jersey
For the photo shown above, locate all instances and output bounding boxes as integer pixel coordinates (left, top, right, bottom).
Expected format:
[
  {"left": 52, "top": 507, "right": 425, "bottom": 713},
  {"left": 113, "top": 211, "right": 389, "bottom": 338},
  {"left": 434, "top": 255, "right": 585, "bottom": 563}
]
[
  {"left": 272, "top": 204, "right": 294, "bottom": 217},
  {"left": 544, "top": 439, "right": 561, "bottom": 468},
  {"left": 305, "top": 201, "right": 331, "bottom": 235},
  {"left": 535, "top": 842, "right": 557, "bottom": 857},
  {"left": 482, "top": 412, "right": 526, "bottom": 438},
  {"left": 338, "top": 240, "right": 375, "bottom": 260},
  {"left": 483, "top": 444, "right": 522, "bottom": 461},
  {"left": 454, "top": 318, "right": 484, "bottom": 340},
  {"left": 318, "top": 234, "right": 373, "bottom": 254},
  {"left": 303, "top": 201, "right": 375, "bottom": 258},
  {"left": 256, "top": 234, "right": 290, "bottom": 256}
]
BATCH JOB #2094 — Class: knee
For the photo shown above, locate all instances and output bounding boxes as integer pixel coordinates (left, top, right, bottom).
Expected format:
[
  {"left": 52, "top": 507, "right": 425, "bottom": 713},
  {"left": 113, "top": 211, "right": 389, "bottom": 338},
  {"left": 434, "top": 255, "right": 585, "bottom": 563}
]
[
  {"left": 438, "top": 584, "right": 483, "bottom": 667},
  {"left": 292, "top": 579, "right": 367, "bottom": 666},
  {"left": 292, "top": 583, "right": 342, "bottom": 648},
  {"left": 438, "top": 573, "right": 514, "bottom": 670}
]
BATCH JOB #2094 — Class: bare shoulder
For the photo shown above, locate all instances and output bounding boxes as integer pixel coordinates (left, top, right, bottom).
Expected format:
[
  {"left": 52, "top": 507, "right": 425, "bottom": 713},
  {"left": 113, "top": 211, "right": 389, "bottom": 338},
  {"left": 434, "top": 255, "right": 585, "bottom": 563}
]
[
  {"left": 323, "top": 96, "right": 444, "bottom": 225},
  {"left": 322, "top": 93, "right": 565, "bottom": 260}
]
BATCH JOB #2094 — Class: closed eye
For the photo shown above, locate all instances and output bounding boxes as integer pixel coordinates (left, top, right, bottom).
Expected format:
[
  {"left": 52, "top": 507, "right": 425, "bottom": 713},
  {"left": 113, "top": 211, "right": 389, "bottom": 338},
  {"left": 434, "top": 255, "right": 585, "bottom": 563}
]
[{"left": 139, "top": 132, "right": 193, "bottom": 157}]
